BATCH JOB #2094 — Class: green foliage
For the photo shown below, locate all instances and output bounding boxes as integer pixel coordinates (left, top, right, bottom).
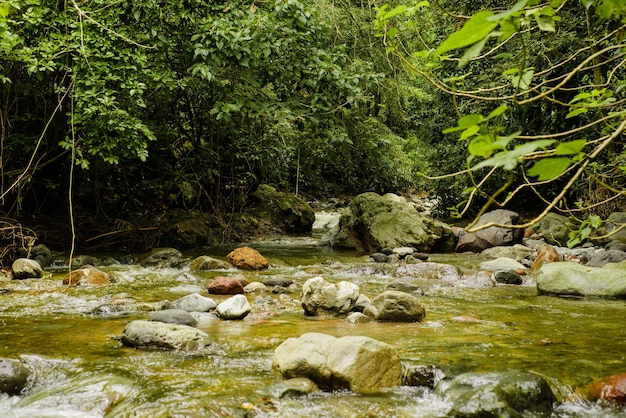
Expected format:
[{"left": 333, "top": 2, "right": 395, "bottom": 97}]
[
  {"left": 3, "top": 0, "right": 423, "bottom": 235},
  {"left": 567, "top": 214, "right": 602, "bottom": 248},
  {"left": 376, "top": 0, "right": 626, "bottom": 231}
]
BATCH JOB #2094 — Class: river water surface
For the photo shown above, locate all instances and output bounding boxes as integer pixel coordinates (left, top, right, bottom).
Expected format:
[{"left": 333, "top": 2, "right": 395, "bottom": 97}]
[{"left": 0, "top": 238, "right": 625, "bottom": 417}]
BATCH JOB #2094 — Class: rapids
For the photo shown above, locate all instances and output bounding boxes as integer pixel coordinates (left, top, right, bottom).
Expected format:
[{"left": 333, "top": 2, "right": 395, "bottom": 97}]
[{"left": 0, "top": 237, "right": 625, "bottom": 417}]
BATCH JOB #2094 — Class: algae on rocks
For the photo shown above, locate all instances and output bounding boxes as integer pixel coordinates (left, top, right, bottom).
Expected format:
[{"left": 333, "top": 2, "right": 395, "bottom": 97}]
[
  {"left": 321, "top": 192, "right": 455, "bottom": 252},
  {"left": 250, "top": 184, "right": 315, "bottom": 233}
]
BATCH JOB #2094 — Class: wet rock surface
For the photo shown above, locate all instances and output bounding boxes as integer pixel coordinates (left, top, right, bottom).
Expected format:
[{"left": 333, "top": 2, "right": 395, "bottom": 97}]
[{"left": 272, "top": 332, "right": 403, "bottom": 393}]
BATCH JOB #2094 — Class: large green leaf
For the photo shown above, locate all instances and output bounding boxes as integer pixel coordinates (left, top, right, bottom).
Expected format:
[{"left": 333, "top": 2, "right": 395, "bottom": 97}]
[
  {"left": 527, "top": 157, "right": 572, "bottom": 180},
  {"left": 435, "top": 11, "right": 498, "bottom": 56},
  {"left": 554, "top": 139, "right": 586, "bottom": 155},
  {"left": 473, "top": 139, "right": 555, "bottom": 170}
]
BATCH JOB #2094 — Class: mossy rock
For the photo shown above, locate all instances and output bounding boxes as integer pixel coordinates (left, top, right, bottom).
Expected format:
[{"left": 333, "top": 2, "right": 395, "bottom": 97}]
[
  {"left": 250, "top": 185, "right": 315, "bottom": 233},
  {"left": 325, "top": 192, "right": 455, "bottom": 252}
]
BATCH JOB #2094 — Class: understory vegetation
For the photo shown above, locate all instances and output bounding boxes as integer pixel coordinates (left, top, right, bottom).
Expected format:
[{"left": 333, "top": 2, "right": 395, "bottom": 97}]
[{"left": 1, "top": 0, "right": 625, "bottom": 254}]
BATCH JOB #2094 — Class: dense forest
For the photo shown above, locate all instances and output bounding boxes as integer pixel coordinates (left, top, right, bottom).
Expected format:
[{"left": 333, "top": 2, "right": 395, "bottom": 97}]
[{"left": 1, "top": 0, "right": 625, "bottom": 256}]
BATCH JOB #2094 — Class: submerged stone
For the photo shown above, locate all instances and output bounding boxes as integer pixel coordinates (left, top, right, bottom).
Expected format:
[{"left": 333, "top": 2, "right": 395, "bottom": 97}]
[
  {"left": 63, "top": 268, "right": 111, "bottom": 286},
  {"left": 436, "top": 370, "right": 556, "bottom": 417},
  {"left": 0, "top": 358, "right": 29, "bottom": 395}
]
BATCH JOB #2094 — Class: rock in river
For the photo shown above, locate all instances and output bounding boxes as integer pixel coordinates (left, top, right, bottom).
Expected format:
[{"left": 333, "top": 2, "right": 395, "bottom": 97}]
[
  {"left": 12, "top": 258, "right": 43, "bottom": 280},
  {"left": 149, "top": 309, "right": 198, "bottom": 327},
  {"left": 208, "top": 276, "right": 244, "bottom": 295},
  {"left": 301, "top": 276, "right": 359, "bottom": 317},
  {"left": 322, "top": 192, "right": 455, "bottom": 252},
  {"left": 0, "top": 358, "right": 30, "bottom": 395},
  {"left": 436, "top": 370, "right": 556, "bottom": 417},
  {"left": 170, "top": 292, "right": 217, "bottom": 312},
  {"left": 63, "top": 267, "right": 111, "bottom": 286},
  {"left": 121, "top": 320, "right": 209, "bottom": 350},
  {"left": 272, "top": 332, "right": 402, "bottom": 393},
  {"left": 216, "top": 294, "right": 251, "bottom": 320},
  {"left": 584, "top": 372, "right": 626, "bottom": 405},
  {"left": 363, "top": 290, "right": 425, "bottom": 322},
  {"left": 537, "top": 262, "right": 626, "bottom": 298},
  {"left": 226, "top": 247, "right": 269, "bottom": 270}
]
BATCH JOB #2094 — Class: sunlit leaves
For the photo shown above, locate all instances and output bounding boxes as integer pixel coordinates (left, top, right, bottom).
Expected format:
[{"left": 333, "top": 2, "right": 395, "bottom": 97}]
[
  {"left": 435, "top": 11, "right": 498, "bottom": 57},
  {"left": 473, "top": 139, "right": 554, "bottom": 171},
  {"left": 567, "top": 214, "right": 602, "bottom": 248},
  {"left": 527, "top": 158, "right": 571, "bottom": 180}
]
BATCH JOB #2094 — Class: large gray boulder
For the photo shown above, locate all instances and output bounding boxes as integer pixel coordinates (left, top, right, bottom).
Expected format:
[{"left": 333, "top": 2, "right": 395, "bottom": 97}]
[
  {"left": 602, "top": 212, "right": 626, "bottom": 247},
  {"left": 535, "top": 212, "right": 576, "bottom": 246},
  {"left": 363, "top": 290, "right": 426, "bottom": 322},
  {"left": 120, "top": 320, "right": 209, "bottom": 350},
  {"left": 321, "top": 192, "right": 455, "bottom": 252},
  {"left": 301, "top": 277, "right": 360, "bottom": 316},
  {"left": 456, "top": 209, "right": 523, "bottom": 253},
  {"left": 250, "top": 184, "right": 315, "bottom": 233},
  {"left": 586, "top": 249, "right": 626, "bottom": 267},
  {"left": 272, "top": 332, "right": 402, "bottom": 393},
  {"left": 436, "top": 371, "right": 556, "bottom": 417},
  {"left": 537, "top": 262, "right": 626, "bottom": 298}
]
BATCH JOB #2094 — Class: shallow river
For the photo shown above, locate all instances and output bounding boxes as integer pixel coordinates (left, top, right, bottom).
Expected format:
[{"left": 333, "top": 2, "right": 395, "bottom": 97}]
[{"left": 0, "top": 238, "right": 625, "bottom": 417}]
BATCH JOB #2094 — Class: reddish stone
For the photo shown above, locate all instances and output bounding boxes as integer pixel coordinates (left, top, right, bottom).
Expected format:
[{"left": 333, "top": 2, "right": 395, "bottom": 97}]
[
  {"left": 226, "top": 246, "right": 269, "bottom": 270},
  {"left": 63, "top": 268, "right": 111, "bottom": 286},
  {"left": 586, "top": 373, "right": 626, "bottom": 405},
  {"left": 208, "top": 276, "right": 244, "bottom": 295}
]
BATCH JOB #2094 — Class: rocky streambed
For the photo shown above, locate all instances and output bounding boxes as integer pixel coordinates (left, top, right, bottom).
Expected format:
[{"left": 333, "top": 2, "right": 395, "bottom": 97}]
[{"left": 0, "top": 236, "right": 625, "bottom": 417}]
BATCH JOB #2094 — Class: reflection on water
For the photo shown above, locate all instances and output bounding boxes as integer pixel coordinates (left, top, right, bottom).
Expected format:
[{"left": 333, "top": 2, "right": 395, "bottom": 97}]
[{"left": 0, "top": 242, "right": 625, "bottom": 417}]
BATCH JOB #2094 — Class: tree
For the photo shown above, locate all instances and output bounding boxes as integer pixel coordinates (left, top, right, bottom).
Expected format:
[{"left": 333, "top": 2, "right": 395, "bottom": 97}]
[
  {"left": 2, "top": 0, "right": 412, "bottom": 249},
  {"left": 376, "top": 0, "right": 626, "bottom": 246}
]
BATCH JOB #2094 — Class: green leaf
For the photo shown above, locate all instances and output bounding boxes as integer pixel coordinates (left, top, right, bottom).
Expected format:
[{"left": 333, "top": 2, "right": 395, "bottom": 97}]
[
  {"left": 527, "top": 157, "right": 572, "bottom": 180},
  {"left": 460, "top": 125, "right": 480, "bottom": 140},
  {"left": 510, "top": 68, "right": 534, "bottom": 90},
  {"left": 458, "top": 36, "right": 489, "bottom": 67},
  {"left": 435, "top": 11, "right": 498, "bottom": 56},
  {"left": 493, "top": 130, "right": 522, "bottom": 149},
  {"left": 554, "top": 139, "right": 586, "bottom": 155},
  {"left": 0, "top": 2, "right": 10, "bottom": 18},
  {"left": 488, "top": 0, "right": 529, "bottom": 21},
  {"left": 486, "top": 105, "right": 508, "bottom": 120},
  {"left": 442, "top": 114, "right": 483, "bottom": 133},
  {"left": 474, "top": 139, "right": 555, "bottom": 171},
  {"left": 588, "top": 214, "right": 602, "bottom": 228},
  {"left": 566, "top": 107, "right": 588, "bottom": 119},
  {"left": 535, "top": 15, "right": 556, "bottom": 31},
  {"left": 468, "top": 134, "right": 495, "bottom": 158}
]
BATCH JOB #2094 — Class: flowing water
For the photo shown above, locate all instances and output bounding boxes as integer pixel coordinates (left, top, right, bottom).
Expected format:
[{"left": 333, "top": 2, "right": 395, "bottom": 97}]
[{"left": 0, "top": 237, "right": 625, "bottom": 417}]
